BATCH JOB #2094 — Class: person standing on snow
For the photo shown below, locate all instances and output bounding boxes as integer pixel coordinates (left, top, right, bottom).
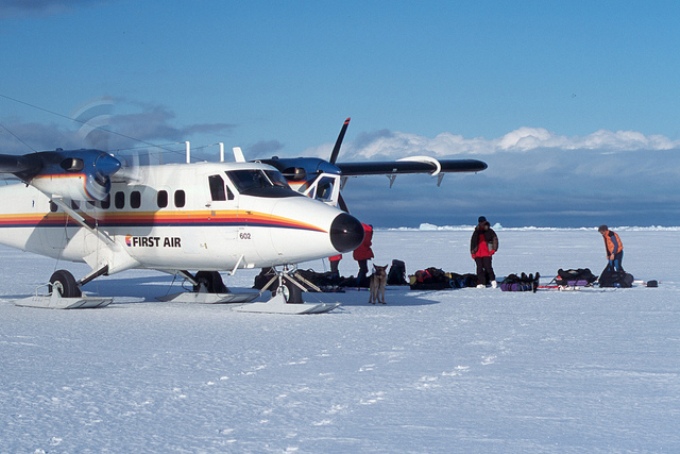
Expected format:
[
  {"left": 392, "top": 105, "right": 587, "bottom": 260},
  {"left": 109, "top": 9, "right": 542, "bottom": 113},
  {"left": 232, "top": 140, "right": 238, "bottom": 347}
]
[
  {"left": 470, "top": 216, "right": 498, "bottom": 288},
  {"left": 353, "top": 223, "right": 374, "bottom": 287},
  {"left": 598, "top": 225, "right": 624, "bottom": 272},
  {"left": 328, "top": 254, "right": 342, "bottom": 278}
]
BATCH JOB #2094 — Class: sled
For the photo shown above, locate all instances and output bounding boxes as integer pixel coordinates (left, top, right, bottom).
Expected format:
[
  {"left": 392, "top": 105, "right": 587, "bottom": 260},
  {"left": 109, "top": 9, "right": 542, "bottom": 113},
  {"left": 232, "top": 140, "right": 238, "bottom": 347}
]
[{"left": 537, "top": 285, "right": 612, "bottom": 292}]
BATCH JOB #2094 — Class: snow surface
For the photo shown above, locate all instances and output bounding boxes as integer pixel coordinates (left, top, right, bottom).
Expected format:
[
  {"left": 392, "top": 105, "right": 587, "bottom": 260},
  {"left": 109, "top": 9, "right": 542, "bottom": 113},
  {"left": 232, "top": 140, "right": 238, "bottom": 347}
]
[{"left": 2, "top": 228, "right": 679, "bottom": 453}]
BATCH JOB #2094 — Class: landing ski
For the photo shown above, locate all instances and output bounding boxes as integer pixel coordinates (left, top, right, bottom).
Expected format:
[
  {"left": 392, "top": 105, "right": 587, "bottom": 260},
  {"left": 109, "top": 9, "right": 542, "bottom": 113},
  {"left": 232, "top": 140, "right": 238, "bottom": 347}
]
[
  {"left": 233, "top": 293, "right": 341, "bottom": 314},
  {"left": 15, "top": 293, "right": 113, "bottom": 309},
  {"left": 157, "top": 290, "right": 259, "bottom": 304}
]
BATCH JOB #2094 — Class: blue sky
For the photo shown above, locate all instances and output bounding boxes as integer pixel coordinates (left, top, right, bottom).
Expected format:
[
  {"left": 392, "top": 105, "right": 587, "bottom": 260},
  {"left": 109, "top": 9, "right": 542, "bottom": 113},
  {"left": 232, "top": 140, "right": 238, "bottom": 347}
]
[{"left": 1, "top": 0, "right": 680, "bottom": 227}]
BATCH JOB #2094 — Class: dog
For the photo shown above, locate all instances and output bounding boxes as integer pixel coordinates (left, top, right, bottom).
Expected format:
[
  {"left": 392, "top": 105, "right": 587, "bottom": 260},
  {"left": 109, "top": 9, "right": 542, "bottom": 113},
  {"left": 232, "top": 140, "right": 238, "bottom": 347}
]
[{"left": 368, "top": 264, "right": 388, "bottom": 304}]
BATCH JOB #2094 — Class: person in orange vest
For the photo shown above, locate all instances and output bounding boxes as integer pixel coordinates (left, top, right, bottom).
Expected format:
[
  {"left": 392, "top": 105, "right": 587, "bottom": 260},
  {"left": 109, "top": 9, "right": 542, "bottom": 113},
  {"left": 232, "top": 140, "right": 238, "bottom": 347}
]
[
  {"left": 353, "top": 223, "right": 374, "bottom": 287},
  {"left": 598, "top": 225, "right": 624, "bottom": 271}
]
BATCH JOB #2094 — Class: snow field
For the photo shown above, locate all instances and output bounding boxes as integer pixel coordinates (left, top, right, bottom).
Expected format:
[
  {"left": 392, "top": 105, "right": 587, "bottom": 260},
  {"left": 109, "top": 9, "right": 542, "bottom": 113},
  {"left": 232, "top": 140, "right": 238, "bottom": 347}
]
[{"left": 1, "top": 228, "right": 679, "bottom": 453}]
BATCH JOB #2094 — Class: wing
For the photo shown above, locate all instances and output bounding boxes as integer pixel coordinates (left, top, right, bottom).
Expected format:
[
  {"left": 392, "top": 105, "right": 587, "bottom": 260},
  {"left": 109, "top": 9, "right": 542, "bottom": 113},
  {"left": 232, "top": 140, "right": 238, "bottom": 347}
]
[
  {"left": 0, "top": 153, "right": 42, "bottom": 176},
  {"left": 337, "top": 158, "right": 487, "bottom": 176}
]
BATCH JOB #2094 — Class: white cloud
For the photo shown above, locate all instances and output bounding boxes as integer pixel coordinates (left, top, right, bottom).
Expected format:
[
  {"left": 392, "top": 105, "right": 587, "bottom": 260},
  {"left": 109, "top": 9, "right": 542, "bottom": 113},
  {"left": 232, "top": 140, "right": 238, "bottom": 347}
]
[{"left": 337, "top": 127, "right": 680, "bottom": 161}]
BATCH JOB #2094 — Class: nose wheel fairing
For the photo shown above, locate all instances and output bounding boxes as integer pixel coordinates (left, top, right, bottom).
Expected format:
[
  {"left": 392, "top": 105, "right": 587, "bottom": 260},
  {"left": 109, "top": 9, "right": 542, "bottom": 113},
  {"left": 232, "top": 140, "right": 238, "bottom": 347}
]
[{"left": 329, "top": 213, "right": 364, "bottom": 253}]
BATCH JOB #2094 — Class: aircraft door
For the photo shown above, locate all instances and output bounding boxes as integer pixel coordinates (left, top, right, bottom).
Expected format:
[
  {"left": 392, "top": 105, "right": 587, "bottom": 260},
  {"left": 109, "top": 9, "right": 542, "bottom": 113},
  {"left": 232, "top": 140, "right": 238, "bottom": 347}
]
[
  {"left": 203, "top": 173, "right": 241, "bottom": 268},
  {"left": 304, "top": 173, "right": 341, "bottom": 207}
]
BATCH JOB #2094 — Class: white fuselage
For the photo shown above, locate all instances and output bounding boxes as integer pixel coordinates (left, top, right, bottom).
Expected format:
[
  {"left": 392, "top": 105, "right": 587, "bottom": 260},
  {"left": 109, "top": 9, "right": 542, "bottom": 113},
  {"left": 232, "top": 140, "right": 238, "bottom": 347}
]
[{"left": 0, "top": 162, "right": 358, "bottom": 276}]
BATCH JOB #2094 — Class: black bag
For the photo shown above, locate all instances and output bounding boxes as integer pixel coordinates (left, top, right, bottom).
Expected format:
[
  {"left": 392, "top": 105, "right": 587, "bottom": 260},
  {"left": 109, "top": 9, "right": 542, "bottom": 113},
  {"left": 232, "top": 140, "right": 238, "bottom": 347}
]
[
  {"left": 253, "top": 267, "right": 277, "bottom": 289},
  {"left": 387, "top": 259, "right": 408, "bottom": 286},
  {"left": 598, "top": 265, "right": 634, "bottom": 288},
  {"left": 556, "top": 268, "right": 597, "bottom": 286},
  {"left": 449, "top": 272, "right": 478, "bottom": 289},
  {"left": 409, "top": 267, "right": 454, "bottom": 290}
]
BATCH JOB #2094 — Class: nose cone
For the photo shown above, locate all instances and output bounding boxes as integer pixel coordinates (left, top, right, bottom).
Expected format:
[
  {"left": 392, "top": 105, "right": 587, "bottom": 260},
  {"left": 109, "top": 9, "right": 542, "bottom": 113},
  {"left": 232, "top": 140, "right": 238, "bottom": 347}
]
[
  {"left": 95, "top": 153, "right": 122, "bottom": 176},
  {"left": 330, "top": 213, "right": 364, "bottom": 253}
]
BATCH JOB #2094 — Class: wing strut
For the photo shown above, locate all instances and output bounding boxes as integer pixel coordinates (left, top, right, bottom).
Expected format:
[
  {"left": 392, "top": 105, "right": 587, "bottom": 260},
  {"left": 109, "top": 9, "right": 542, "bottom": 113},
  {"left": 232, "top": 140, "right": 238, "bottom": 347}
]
[{"left": 51, "top": 198, "right": 115, "bottom": 245}]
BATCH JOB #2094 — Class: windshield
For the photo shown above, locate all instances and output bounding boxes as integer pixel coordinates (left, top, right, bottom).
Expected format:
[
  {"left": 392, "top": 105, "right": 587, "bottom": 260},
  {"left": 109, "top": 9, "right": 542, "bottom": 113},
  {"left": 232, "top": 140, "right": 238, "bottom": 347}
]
[
  {"left": 226, "top": 169, "right": 298, "bottom": 197},
  {"left": 264, "top": 170, "right": 289, "bottom": 188}
]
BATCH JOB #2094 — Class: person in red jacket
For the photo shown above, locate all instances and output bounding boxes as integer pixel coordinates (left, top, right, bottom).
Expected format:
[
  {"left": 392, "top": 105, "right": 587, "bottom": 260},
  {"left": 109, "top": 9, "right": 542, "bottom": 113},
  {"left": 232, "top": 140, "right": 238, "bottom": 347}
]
[
  {"left": 353, "top": 223, "right": 374, "bottom": 287},
  {"left": 470, "top": 216, "right": 499, "bottom": 288}
]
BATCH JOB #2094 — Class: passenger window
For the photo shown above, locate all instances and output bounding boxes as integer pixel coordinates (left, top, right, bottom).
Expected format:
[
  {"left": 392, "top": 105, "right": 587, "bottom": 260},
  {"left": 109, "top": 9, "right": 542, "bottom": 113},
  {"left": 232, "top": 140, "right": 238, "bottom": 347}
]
[
  {"left": 174, "top": 190, "right": 186, "bottom": 208},
  {"left": 130, "top": 191, "right": 141, "bottom": 209},
  {"left": 71, "top": 200, "right": 80, "bottom": 210},
  {"left": 157, "top": 190, "right": 168, "bottom": 208},
  {"left": 50, "top": 201, "right": 58, "bottom": 213},
  {"left": 115, "top": 191, "right": 125, "bottom": 209},
  {"left": 101, "top": 194, "right": 111, "bottom": 209},
  {"left": 209, "top": 175, "right": 226, "bottom": 201}
]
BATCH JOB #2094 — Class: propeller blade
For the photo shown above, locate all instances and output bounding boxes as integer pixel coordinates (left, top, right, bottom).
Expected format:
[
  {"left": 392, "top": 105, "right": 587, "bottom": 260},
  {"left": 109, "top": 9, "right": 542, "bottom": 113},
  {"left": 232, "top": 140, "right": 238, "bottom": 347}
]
[
  {"left": 329, "top": 117, "right": 350, "bottom": 165},
  {"left": 338, "top": 192, "right": 350, "bottom": 213}
]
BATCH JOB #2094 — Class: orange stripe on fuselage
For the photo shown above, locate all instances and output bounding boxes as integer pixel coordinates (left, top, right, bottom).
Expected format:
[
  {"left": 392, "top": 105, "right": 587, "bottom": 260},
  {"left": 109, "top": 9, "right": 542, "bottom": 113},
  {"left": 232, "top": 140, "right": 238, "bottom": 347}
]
[{"left": 0, "top": 209, "right": 327, "bottom": 232}]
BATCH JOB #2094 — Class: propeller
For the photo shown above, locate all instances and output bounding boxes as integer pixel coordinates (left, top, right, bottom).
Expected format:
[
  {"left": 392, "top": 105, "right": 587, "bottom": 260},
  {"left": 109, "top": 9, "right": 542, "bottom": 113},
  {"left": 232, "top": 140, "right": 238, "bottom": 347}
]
[{"left": 329, "top": 117, "right": 351, "bottom": 212}]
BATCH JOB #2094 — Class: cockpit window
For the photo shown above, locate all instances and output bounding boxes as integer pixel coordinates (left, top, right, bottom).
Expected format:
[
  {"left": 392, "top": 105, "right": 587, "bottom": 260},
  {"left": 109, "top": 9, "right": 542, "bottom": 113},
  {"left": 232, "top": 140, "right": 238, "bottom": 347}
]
[
  {"left": 225, "top": 169, "right": 297, "bottom": 198},
  {"left": 229, "top": 169, "right": 266, "bottom": 192},
  {"left": 227, "top": 169, "right": 285, "bottom": 191},
  {"left": 264, "top": 170, "right": 289, "bottom": 188}
]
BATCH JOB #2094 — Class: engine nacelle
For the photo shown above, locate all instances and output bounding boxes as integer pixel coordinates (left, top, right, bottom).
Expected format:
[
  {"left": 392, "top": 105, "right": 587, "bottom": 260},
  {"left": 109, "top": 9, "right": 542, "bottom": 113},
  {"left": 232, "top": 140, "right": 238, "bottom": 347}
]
[
  {"left": 31, "top": 172, "right": 111, "bottom": 202},
  {"left": 3, "top": 149, "right": 123, "bottom": 202}
]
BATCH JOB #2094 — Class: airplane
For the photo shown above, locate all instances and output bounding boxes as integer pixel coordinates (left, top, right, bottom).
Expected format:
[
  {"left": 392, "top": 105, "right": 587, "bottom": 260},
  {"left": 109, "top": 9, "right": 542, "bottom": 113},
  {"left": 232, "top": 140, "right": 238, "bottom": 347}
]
[{"left": 0, "top": 118, "right": 487, "bottom": 313}]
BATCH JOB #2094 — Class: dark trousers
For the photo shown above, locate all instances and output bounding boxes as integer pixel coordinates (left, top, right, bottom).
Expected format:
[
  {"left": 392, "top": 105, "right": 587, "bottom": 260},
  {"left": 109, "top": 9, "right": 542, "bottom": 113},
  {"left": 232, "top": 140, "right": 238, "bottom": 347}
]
[
  {"left": 610, "top": 251, "right": 624, "bottom": 272},
  {"left": 474, "top": 256, "right": 495, "bottom": 285},
  {"left": 330, "top": 260, "right": 339, "bottom": 274},
  {"left": 357, "top": 259, "right": 369, "bottom": 286}
]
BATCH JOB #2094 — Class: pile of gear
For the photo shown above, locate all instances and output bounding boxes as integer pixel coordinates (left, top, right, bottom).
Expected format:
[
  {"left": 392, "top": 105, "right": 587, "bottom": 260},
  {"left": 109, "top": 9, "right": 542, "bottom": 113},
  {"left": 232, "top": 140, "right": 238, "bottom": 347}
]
[
  {"left": 252, "top": 261, "right": 656, "bottom": 294},
  {"left": 252, "top": 259, "right": 411, "bottom": 293}
]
